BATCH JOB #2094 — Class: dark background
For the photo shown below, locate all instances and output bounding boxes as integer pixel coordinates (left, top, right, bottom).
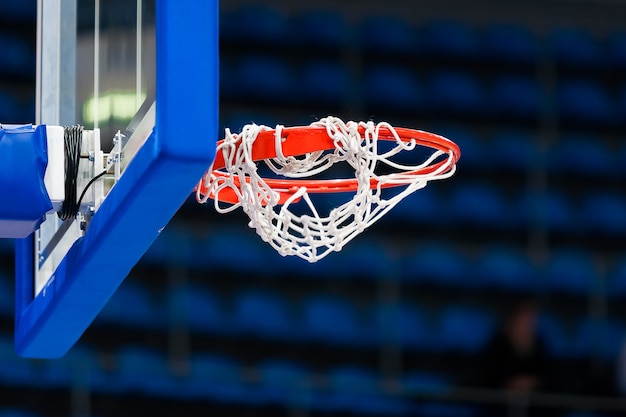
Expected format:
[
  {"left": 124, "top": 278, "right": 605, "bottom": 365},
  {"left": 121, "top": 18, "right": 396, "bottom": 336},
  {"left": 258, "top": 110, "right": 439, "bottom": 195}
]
[{"left": 2, "top": 0, "right": 626, "bottom": 416}]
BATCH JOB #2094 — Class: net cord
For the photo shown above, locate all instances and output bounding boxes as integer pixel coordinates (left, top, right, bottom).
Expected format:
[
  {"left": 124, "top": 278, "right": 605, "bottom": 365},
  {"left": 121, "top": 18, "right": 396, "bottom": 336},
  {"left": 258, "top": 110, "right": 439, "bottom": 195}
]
[{"left": 196, "top": 117, "right": 458, "bottom": 262}]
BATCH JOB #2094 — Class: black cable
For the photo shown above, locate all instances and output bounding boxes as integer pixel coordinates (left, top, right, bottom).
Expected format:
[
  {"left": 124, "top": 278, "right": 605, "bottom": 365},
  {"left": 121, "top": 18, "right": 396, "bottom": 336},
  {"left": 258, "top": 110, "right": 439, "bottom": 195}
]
[
  {"left": 76, "top": 170, "right": 108, "bottom": 211},
  {"left": 58, "top": 126, "right": 83, "bottom": 221}
]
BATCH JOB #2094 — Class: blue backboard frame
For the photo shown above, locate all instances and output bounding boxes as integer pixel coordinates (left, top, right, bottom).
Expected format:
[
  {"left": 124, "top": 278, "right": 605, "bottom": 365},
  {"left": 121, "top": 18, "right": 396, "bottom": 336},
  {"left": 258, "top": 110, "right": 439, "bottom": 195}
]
[{"left": 15, "top": 0, "right": 218, "bottom": 358}]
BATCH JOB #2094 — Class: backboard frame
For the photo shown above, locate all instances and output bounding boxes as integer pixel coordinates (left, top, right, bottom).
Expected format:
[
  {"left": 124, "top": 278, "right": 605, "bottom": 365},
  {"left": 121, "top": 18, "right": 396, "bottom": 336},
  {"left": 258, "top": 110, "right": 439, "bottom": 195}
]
[{"left": 15, "top": 0, "right": 218, "bottom": 358}]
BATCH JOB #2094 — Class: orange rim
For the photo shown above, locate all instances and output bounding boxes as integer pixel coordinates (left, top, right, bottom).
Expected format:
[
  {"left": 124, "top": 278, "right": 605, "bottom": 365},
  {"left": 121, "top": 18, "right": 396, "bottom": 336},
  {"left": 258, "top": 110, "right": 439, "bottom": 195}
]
[{"left": 198, "top": 125, "right": 461, "bottom": 204}]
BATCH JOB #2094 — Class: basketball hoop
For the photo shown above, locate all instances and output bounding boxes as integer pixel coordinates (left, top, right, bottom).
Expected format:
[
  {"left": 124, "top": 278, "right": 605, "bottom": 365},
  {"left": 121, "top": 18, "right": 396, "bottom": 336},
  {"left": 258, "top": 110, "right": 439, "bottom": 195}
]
[{"left": 196, "top": 117, "right": 460, "bottom": 262}]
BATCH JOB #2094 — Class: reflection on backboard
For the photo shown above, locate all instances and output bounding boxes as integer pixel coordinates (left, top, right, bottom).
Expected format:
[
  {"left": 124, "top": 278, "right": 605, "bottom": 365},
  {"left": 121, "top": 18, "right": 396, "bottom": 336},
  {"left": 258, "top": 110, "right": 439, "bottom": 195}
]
[{"left": 15, "top": 0, "right": 218, "bottom": 358}]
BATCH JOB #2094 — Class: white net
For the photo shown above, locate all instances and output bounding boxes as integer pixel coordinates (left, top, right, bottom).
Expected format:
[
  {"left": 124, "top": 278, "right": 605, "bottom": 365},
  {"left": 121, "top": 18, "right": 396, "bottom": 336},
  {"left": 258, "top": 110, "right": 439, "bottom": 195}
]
[{"left": 196, "top": 117, "right": 458, "bottom": 263}]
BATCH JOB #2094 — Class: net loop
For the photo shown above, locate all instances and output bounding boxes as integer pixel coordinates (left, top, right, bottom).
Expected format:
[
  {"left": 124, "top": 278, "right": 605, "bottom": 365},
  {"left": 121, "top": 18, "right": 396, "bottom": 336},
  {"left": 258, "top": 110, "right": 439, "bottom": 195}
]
[{"left": 195, "top": 116, "right": 460, "bottom": 262}]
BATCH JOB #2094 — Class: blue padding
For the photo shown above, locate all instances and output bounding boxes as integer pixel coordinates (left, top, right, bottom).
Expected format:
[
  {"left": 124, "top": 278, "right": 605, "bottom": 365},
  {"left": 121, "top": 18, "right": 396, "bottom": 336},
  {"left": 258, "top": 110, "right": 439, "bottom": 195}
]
[
  {"left": 0, "top": 125, "right": 51, "bottom": 238},
  {"left": 14, "top": 0, "right": 218, "bottom": 358}
]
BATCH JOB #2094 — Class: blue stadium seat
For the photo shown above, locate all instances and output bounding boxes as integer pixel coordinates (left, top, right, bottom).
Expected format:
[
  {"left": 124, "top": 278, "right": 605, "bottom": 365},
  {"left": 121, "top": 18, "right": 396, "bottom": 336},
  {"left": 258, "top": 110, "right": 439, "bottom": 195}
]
[
  {"left": 38, "top": 356, "right": 72, "bottom": 388},
  {"left": 488, "top": 129, "right": 538, "bottom": 172},
  {"left": 434, "top": 125, "right": 484, "bottom": 170},
  {"left": 222, "top": 111, "right": 279, "bottom": 134},
  {"left": 580, "top": 192, "right": 626, "bottom": 236},
  {"left": 0, "top": 336, "right": 39, "bottom": 386},
  {"left": 328, "top": 366, "right": 379, "bottom": 393},
  {"left": 539, "top": 314, "right": 622, "bottom": 360},
  {"left": 372, "top": 303, "right": 432, "bottom": 350},
  {"left": 113, "top": 346, "right": 179, "bottom": 396},
  {"left": 141, "top": 227, "right": 190, "bottom": 266},
  {"left": 482, "top": 23, "right": 537, "bottom": 64},
  {"left": 547, "top": 135, "right": 613, "bottom": 177},
  {"left": 422, "top": 20, "right": 480, "bottom": 59},
  {"left": 169, "top": 284, "right": 226, "bottom": 334},
  {"left": 608, "top": 31, "right": 626, "bottom": 69},
  {"left": 257, "top": 359, "right": 309, "bottom": 405},
  {"left": 55, "top": 344, "right": 106, "bottom": 390},
  {"left": 232, "top": 289, "right": 293, "bottom": 339},
  {"left": 391, "top": 187, "right": 443, "bottom": 226},
  {"left": 300, "top": 60, "right": 350, "bottom": 105},
  {"left": 518, "top": 190, "right": 576, "bottom": 233},
  {"left": 229, "top": 55, "right": 296, "bottom": 102},
  {"left": 364, "top": 65, "right": 424, "bottom": 112},
  {"left": 537, "top": 313, "right": 570, "bottom": 358},
  {"left": 0, "top": 91, "right": 22, "bottom": 123},
  {"left": 413, "top": 402, "right": 480, "bottom": 417},
  {"left": 550, "top": 27, "right": 604, "bottom": 69},
  {"left": 448, "top": 182, "right": 509, "bottom": 227},
  {"left": 0, "top": 237, "right": 13, "bottom": 255},
  {"left": 473, "top": 245, "right": 537, "bottom": 292},
  {"left": 491, "top": 75, "right": 542, "bottom": 119},
  {"left": 96, "top": 281, "right": 164, "bottom": 329},
  {"left": 316, "top": 366, "right": 410, "bottom": 416},
  {"left": 606, "top": 256, "right": 626, "bottom": 298},
  {"left": 197, "top": 231, "right": 276, "bottom": 275},
  {"left": 402, "top": 371, "right": 452, "bottom": 396},
  {"left": 324, "top": 240, "right": 392, "bottom": 281},
  {"left": 360, "top": 16, "right": 419, "bottom": 56},
  {"left": 563, "top": 413, "right": 612, "bottom": 417},
  {"left": 0, "top": 272, "right": 13, "bottom": 317},
  {"left": 293, "top": 10, "right": 350, "bottom": 50},
  {"left": 575, "top": 318, "right": 626, "bottom": 361},
  {"left": 0, "top": 410, "right": 43, "bottom": 417},
  {"left": 186, "top": 353, "right": 249, "bottom": 402},
  {"left": 220, "top": 5, "right": 290, "bottom": 46},
  {"left": 0, "top": 35, "right": 34, "bottom": 76},
  {"left": 0, "top": 2, "right": 36, "bottom": 21},
  {"left": 437, "top": 306, "right": 495, "bottom": 353},
  {"left": 558, "top": 79, "right": 614, "bottom": 125},
  {"left": 302, "top": 295, "right": 366, "bottom": 346},
  {"left": 428, "top": 71, "right": 487, "bottom": 115},
  {"left": 541, "top": 248, "right": 598, "bottom": 295},
  {"left": 399, "top": 244, "right": 467, "bottom": 288}
]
